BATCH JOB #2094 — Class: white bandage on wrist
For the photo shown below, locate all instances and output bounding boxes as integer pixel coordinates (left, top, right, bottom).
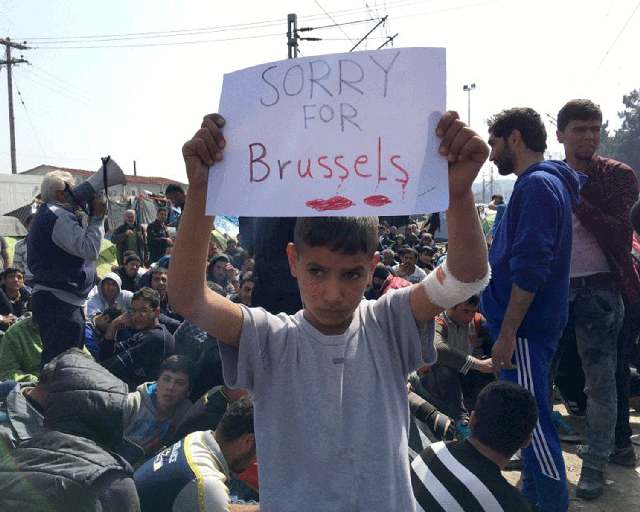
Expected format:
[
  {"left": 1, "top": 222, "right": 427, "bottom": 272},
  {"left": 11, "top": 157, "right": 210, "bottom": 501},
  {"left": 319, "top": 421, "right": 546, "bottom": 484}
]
[{"left": 422, "top": 258, "right": 491, "bottom": 309}]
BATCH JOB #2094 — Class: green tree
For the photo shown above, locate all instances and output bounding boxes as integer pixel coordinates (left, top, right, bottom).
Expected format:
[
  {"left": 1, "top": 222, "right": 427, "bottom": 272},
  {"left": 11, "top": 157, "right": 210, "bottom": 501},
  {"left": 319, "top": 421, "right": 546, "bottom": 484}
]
[{"left": 599, "top": 89, "right": 640, "bottom": 178}]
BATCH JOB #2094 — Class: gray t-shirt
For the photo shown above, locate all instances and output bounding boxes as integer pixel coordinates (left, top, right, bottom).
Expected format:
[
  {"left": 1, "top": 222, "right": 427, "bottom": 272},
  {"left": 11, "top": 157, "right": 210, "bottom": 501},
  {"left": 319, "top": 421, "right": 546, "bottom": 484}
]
[{"left": 219, "top": 286, "right": 435, "bottom": 512}]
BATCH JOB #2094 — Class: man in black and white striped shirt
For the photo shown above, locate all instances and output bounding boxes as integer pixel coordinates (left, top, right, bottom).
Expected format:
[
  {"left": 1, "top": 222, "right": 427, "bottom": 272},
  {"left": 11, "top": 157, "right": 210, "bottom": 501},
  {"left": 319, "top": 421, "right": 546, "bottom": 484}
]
[{"left": 411, "top": 380, "right": 537, "bottom": 512}]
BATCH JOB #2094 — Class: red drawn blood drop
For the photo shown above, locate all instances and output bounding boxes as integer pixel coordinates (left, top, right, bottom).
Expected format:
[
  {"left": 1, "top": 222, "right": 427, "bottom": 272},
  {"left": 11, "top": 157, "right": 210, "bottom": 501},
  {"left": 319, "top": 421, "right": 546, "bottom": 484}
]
[
  {"left": 306, "top": 196, "right": 355, "bottom": 212},
  {"left": 363, "top": 195, "right": 392, "bottom": 207}
]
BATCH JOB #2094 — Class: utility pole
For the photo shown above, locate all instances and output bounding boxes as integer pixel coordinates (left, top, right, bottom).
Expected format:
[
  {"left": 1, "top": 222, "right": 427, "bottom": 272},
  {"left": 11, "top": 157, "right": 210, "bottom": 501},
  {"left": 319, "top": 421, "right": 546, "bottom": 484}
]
[
  {"left": 287, "top": 14, "right": 298, "bottom": 59},
  {"left": 462, "top": 83, "right": 475, "bottom": 126},
  {"left": 1, "top": 38, "right": 29, "bottom": 174}
]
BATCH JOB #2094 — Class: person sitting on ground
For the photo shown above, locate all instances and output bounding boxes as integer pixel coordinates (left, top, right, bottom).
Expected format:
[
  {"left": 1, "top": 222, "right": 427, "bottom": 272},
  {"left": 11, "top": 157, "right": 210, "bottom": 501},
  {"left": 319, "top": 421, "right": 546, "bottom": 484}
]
[
  {"left": 207, "top": 254, "right": 238, "bottom": 296},
  {"left": 114, "top": 254, "right": 143, "bottom": 292},
  {"left": 239, "top": 258, "right": 254, "bottom": 281},
  {"left": 0, "top": 348, "right": 140, "bottom": 512},
  {"left": 0, "top": 365, "right": 50, "bottom": 457},
  {"left": 228, "top": 272, "right": 256, "bottom": 307},
  {"left": 417, "top": 245, "right": 436, "bottom": 271},
  {"left": 381, "top": 248, "right": 397, "bottom": 268},
  {"left": 123, "top": 355, "right": 195, "bottom": 466},
  {"left": 0, "top": 267, "right": 31, "bottom": 333},
  {"left": 168, "top": 111, "right": 490, "bottom": 510},
  {"left": 99, "top": 287, "right": 176, "bottom": 390},
  {"left": 134, "top": 396, "right": 258, "bottom": 512},
  {"left": 404, "top": 224, "right": 420, "bottom": 247},
  {"left": 86, "top": 272, "right": 133, "bottom": 317},
  {"left": 0, "top": 314, "right": 42, "bottom": 383},
  {"left": 226, "top": 237, "right": 247, "bottom": 270},
  {"left": 393, "top": 246, "right": 428, "bottom": 284},
  {"left": 112, "top": 209, "right": 147, "bottom": 266},
  {"left": 147, "top": 207, "right": 172, "bottom": 265},
  {"left": 84, "top": 306, "right": 129, "bottom": 359},
  {"left": 167, "top": 385, "right": 248, "bottom": 446},
  {"left": 411, "top": 380, "right": 537, "bottom": 512},
  {"left": 409, "top": 294, "right": 494, "bottom": 439},
  {"left": 12, "top": 214, "right": 34, "bottom": 285},
  {"left": 368, "top": 263, "right": 412, "bottom": 299}
]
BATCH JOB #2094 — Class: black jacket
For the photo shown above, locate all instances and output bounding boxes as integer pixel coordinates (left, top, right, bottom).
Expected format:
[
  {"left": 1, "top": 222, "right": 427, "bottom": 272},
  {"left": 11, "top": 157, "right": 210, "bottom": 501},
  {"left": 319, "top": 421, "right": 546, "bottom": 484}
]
[{"left": 0, "top": 350, "right": 140, "bottom": 512}]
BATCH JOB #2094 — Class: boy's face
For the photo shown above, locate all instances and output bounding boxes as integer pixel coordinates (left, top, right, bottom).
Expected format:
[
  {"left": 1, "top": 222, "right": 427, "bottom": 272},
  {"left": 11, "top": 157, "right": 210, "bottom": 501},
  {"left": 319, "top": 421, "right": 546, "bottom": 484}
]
[
  {"left": 155, "top": 370, "right": 191, "bottom": 413},
  {"left": 3, "top": 271, "right": 24, "bottom": 292},
  {"left": 287, "top": 243, "right": 378, "bottom": 335}
]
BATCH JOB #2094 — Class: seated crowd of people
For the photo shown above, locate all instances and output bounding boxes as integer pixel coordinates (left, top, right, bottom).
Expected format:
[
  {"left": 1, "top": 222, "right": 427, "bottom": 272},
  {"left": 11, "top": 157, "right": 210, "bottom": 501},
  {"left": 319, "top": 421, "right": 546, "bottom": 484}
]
[{"left": 2, "top": 101, "right": 640, "bottom": 512}]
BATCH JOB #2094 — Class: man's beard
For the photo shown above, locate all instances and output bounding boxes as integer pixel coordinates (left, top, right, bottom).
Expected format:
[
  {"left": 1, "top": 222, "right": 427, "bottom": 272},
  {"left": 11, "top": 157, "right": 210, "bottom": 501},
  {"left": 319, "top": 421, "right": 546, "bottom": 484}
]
[{"left": 495, "top": 150, "right": 515, "bottom": 176}]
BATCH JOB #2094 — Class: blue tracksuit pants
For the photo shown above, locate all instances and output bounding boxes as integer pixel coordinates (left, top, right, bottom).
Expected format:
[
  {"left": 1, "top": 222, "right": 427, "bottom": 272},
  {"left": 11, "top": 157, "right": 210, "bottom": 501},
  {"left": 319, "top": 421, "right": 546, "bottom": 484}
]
[{"left": 501, "top": 336, "right": 569, "bottom": 512}]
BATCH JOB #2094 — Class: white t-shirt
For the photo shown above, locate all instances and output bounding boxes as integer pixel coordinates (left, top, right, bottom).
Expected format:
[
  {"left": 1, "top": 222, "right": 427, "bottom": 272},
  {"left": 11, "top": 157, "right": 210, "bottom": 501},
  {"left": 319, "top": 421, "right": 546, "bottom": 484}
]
[
  {"left": 219, "top": 286, "right": 435, "bottom": 512},
  {"left": 392, "top": 264, "right": 427, "bottom": 284},
  {"left": 570, "top": 213, "right": 611, "bottom": 277}
]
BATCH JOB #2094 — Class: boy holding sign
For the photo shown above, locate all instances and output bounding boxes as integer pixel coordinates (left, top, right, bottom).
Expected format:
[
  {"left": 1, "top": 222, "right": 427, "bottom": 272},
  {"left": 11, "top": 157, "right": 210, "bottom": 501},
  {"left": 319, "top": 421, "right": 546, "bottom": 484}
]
[{"left": 169, "top": 111, "right": 490, "bottom": 511}]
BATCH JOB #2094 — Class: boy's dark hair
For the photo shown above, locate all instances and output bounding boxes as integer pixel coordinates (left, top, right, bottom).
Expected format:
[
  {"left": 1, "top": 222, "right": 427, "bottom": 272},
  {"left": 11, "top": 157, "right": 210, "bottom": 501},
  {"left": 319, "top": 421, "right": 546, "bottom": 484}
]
[
  {"left": 1, "top": 266, "right": 25, "bottom": 280},
  {"left": 418, "top": 245, "right": 436, "bottom": 256},
  {"left": 488, "top": 107, "right": 547, "bottom": 153},
  {"left": 472, "top": 381, "right": 538, "bottom": 457},
  {"left": 158, "top": 355, "right": 198, "bottom": 387},
  {"left": 102, "top": 305, "right": 125, "bottom": 321},
  {"left": 557, "top": 99, "right": 602, "bottom": 132},
  {"left": 216, "top": 395, "right": 254, "bottom": 442},
  {"left": 491, "top": 194, "right": 503, "bottom": 201},
  {"left": 123, "top": 250, "right": 136, "bottom": 260},
  {"left": 294, "top": 217, "right": 379, "bottom": 256},
  {"left": 373, "top": 262, "right": 391, "bottom": 280},
  {"left": 132, "top": 287, "right": 161, "bottom": 309},
  {"left": 157, "top": 206, "right": 168, "bottom": 214},
  {"left": 463, "top": 294, "right": 481, "bottom": 307},
  {"left": 151, "top": 266, "right": 168, "bottom": 278},
  {"left": 400, "top": 247, "right": 417, "bottom": 257},
  {"left": 165, "top": 184, "right": 185, "bottom": 195},
  {"left": 240, "top": 271, "right": 257, "bottom": 286}
]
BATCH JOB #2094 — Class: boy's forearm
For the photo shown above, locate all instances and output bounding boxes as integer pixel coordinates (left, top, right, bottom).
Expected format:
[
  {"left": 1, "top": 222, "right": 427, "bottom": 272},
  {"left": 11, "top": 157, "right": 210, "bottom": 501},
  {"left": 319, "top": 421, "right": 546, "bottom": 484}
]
[
  {"left": 168, "top": 185, "right": 214, "bottom": 317},
  {"left": 445, "top": 190, "right": 488, "bottom": 283}
]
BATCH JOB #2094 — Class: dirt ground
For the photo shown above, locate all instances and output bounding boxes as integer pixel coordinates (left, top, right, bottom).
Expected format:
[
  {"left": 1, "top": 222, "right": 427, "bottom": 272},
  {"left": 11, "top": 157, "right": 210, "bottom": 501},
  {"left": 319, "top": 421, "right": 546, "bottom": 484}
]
[{"left": 502, "top": 397, "right": 640, "bottom": 511}]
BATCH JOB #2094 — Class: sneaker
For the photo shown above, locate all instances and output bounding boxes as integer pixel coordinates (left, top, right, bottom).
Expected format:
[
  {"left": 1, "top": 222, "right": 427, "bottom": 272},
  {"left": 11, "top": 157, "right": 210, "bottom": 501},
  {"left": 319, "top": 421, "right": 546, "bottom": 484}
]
[
  {"left": 576, "top": 466, "right": 605, "bottom": 500},
  {"left": 504, "top": 448, "right": 523, "bottom": 471},
  {"left": 609, "top": 445, "right": 638, "bottom": 466},
  {"left": 558, "top": 388, "right": 586, "bottom": 418},
  {"left": 552, "top": 411, "right": 581, "bottom": 442}
]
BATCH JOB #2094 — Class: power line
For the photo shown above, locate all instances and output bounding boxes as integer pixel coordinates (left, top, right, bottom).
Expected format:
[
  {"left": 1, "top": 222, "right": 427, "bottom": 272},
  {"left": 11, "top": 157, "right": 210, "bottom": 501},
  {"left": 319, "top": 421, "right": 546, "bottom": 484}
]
[
  {"left": 314, "top": 0, "right": 356, "bottom": 44},
  {"left": 592, "top": 0, "right": 640, "bottom": 78},
  {"left": 12, "top": 76, "right": 48, "bottom": 162}
]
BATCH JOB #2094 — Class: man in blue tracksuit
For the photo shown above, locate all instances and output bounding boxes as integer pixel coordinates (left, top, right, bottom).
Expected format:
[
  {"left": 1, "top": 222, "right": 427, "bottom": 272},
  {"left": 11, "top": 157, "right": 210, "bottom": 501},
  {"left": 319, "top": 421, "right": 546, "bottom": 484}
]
[{"left": 482, "top": 108, "right": 586, "bottom": 512}]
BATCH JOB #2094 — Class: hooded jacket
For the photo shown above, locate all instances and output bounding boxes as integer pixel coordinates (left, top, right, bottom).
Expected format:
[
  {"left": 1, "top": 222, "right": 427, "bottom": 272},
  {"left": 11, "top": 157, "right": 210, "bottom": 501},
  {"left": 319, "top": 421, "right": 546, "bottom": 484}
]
[
  {"left": 483, "top": 160, "right": 586, "bottom": 340},
  {"left": 0, "top": 350, "right": 140, "bottom": 512},
  {"left": 0, "top": 382, "right": 46, "bottom": 457},
  {"left": 86, "top": 271, "right": 133, "bottom": 317},
  {"left": 123, "top": 381, "right": 191, "bottom": 465}
]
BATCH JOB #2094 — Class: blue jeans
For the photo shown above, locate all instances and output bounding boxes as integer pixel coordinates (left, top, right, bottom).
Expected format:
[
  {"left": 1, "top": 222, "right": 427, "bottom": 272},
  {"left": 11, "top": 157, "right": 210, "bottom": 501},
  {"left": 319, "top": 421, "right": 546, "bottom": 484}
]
[{"left": 569, "top": 282, "right": 624, "bottom": 470}]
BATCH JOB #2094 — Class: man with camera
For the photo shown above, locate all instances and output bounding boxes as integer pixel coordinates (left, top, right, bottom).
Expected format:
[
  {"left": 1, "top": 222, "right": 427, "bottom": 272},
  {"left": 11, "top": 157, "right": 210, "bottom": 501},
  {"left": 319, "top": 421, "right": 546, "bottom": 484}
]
[{"left": 28, "top": 170, "right": 107, "bottom": 366}]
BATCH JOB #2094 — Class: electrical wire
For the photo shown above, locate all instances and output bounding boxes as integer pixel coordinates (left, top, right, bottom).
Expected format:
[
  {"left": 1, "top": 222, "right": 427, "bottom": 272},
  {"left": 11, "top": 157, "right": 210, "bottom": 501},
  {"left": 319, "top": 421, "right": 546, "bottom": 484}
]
[
  {"left": 12, "top": 76, "right": 49, "bottom": 162},
  {"left": 314, "top": 0, "right": 356, "bottom": 44},
  {"left": 591, "top": 0, "right": 640, "bottom": 78}
]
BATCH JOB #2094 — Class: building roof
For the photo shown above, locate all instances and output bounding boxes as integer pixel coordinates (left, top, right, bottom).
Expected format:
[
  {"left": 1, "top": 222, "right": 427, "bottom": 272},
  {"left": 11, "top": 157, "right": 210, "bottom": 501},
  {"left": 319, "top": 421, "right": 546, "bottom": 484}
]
[{"left": 21, "top": 164, "right": 186, "bottom": 187}]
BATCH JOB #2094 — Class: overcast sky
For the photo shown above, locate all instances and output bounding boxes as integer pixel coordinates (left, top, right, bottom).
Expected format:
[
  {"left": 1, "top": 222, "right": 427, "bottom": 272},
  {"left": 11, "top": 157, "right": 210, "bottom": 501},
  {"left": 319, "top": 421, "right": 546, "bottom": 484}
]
[{"left": 1, "top": 0, "right": 639, "bottom": 186}]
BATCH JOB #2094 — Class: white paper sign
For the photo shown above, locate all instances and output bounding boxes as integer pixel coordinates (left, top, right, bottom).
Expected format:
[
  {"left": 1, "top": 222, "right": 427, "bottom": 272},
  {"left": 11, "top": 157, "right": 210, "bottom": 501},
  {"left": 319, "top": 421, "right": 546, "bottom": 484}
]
[{"left": 207, "top": 47, "right": 447, "bottom": 216}]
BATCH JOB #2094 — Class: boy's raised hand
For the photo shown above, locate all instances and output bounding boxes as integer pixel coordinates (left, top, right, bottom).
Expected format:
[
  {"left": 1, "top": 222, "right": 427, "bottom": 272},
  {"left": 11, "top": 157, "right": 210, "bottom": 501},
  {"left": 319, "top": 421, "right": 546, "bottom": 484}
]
[
  {"left": 182, "top": 114, "right": 227, "bottom": 189},
  {"left": 436, "top": 111, "right": 489, "bottom": 198}
]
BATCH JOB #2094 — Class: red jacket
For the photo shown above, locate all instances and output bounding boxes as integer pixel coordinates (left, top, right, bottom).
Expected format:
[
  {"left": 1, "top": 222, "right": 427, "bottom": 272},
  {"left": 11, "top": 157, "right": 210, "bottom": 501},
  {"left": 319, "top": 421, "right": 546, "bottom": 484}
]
[{"left": 574, "top": 155, "right": 640, "bottom": 309}]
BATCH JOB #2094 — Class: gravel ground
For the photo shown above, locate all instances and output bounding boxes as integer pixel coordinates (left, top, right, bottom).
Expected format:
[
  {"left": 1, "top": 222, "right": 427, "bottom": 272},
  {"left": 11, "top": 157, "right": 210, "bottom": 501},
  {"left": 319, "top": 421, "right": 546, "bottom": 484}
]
[{"left": 502, "top": 397, "right": 640, "bottom": 511}]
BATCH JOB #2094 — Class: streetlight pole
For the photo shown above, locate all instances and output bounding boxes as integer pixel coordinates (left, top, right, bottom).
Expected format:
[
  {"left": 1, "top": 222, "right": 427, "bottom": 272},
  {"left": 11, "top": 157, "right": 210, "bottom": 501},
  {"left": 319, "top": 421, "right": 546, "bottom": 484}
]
[{"left": 462, "top": 83, "right": 476, "bottom": 126}]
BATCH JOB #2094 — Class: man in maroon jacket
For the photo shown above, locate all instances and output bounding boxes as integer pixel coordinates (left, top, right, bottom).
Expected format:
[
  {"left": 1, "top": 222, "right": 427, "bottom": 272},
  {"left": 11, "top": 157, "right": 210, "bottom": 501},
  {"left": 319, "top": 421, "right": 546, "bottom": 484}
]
[{"left": 552, "top": 99, "right": 640, "bottom": 500}]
